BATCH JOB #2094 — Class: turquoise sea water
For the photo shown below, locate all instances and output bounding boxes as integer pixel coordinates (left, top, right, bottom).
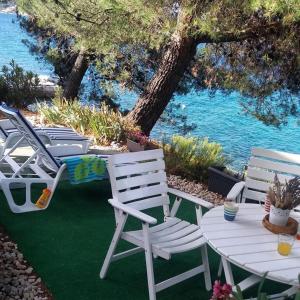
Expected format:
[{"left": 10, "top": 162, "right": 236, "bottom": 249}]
[
  {"left": 0, "top": 13, "right": 53, "bottom": 75},
  {"left": 1, "top": 12, "right": 300, "bottom": 169}
]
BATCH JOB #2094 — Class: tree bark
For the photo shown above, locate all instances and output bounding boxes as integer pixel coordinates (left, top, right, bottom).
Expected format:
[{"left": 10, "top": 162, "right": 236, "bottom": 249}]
[
  {"left": 126, "top": 32, "right": 197, "bottom": 135},
  {"left": 62, "top": 48, "right": 89, "bottom": 100}
]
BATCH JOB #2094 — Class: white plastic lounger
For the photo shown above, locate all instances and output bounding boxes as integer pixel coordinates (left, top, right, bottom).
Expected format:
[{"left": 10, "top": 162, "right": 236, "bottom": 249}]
[
  {"left": 0, "top": 105, "right": 108, "bottom": 213},
  {"left": 0, "top": 117, "right": 91, "bottom": 155}
]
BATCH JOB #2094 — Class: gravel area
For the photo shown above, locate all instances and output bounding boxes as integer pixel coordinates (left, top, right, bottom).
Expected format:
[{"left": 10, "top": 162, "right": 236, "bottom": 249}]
[
  {"left": 168, "top": 174, "right": 225, "bottom": 206},
  {"left": 0, "top": 225, "right": 52, "bottom": 300}
]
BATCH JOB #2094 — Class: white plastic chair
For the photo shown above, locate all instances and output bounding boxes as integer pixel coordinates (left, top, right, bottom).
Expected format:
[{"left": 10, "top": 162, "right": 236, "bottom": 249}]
[
  {"left": 100, "top": 149, "right": 213, "bottom": 300},
  {"left": 0, "top": 105, "right": 108, "bottom": 213},
  {"left": 227, "top": 147, "right": 300, "bottom": 205}
]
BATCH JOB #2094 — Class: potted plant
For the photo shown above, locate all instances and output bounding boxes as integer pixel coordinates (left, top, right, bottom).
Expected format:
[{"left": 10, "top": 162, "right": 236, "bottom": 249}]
[
  {"left": 208, "top": 167, "right": 243, "bottom": 197},
  {"left": 268, "top": 174, "right": 300, "bottom": 226},
  {"left": 126, "top": 131, "right": 149, "bottom": 152}
]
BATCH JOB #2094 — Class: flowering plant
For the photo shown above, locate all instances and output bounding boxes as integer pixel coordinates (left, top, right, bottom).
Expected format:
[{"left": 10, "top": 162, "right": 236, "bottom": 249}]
[
  {"left": 210, "top": 280, "right": 233, "bottom": 300},
  {"left": 127, "top": 130, "right": 149, "bottom": 146},
  {"left": 211, "top": 274, "right": 300, "bottom": 300},
  {"left": 268, "top": 174, "right": 300, "bottom": 210}
]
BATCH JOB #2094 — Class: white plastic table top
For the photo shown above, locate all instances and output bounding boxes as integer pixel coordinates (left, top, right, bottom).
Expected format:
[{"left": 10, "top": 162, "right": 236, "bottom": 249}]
[{"left": 201, "top": 203, "right": 300, "bottom": 287}]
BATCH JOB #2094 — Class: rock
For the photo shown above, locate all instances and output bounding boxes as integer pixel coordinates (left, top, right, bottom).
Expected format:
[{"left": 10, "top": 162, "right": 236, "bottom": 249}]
[
  {"left": 0, "top": 226, "right": 52, "bottom": 299},
  {"left": 25, "top": 267, "right": 33, "bottom": 274}
]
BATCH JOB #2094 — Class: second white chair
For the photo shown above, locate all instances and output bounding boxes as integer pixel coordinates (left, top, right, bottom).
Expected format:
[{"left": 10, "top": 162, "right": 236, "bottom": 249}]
[{"left": 100, "top": 149, "right": 213, "bottom": 300}]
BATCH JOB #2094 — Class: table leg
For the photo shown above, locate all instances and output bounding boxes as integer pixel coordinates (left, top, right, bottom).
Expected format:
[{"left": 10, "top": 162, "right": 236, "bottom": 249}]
[
  {"left": 221, "top": 257, "right": 235, "bottom": 286},
  {"left": 268, "top": 286, "right": 298, "bottom": 299}
]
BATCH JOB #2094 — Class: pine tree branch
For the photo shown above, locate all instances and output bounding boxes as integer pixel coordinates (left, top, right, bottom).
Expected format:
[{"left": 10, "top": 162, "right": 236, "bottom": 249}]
[
  {"left": 196, "top": 21, "right": 300, "bottom": 44},
  {"left": 51, "top": 0, "right": 110, "bottom": 26}
]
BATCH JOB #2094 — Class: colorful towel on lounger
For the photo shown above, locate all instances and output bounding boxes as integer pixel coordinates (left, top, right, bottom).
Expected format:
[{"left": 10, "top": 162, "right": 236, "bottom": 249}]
[{"left": 62, "top": 155, "right": 107, "bottom": 184}]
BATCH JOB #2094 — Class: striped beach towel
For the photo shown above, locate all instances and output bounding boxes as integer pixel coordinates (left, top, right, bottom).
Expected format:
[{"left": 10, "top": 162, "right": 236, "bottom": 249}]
[{"left": 62, "top": 155, "right": 107, "bottom": 184}]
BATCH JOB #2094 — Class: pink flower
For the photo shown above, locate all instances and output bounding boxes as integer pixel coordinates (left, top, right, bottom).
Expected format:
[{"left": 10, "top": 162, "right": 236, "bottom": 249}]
[
  {"left": 211, "top": 280, "right": 232, "bottom": 300},
  {"left": 128, "top": 131, "right": 149, "bottom": 146},
  {"left": 222, "top": 283, "right": 232, "bottom": 295}
]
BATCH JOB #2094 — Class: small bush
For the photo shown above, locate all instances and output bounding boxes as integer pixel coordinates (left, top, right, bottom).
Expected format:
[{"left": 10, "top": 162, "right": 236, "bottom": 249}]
[
  {"left": 163, "top": 135, "right": 230, "bottom": 182},
  {"left": 0, "top": 60, "right": 40, "bottom": 108},
  {"left": 37, "top": 97, "right": 137, "bottom": 145}
]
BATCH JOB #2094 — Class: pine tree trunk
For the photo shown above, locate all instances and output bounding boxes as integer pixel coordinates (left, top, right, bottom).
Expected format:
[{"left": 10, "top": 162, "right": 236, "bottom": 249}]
[
  {"left": 62, "top": 48, "right": 89, "bottom": 100},
  {"left": 126, "top": 33, "right": 197, "bottom": 135}
]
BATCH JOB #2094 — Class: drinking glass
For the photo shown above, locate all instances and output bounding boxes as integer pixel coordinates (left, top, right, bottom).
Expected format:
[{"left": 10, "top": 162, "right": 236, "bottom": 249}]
[{"left": 277, "top": 234, "right": 294, "bottom": 256}]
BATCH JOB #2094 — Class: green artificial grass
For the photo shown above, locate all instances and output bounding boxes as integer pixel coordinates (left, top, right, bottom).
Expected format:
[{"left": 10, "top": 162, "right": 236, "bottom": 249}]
[{"left": 0, "top": 180, "right": 291, "bottom": 300}]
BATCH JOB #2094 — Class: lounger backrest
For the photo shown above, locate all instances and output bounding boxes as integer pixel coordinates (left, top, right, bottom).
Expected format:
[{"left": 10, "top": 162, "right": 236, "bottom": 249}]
[
  {"left": 108, "top": 149, "right": 170, "bottom": 212},
  {"left": 243, "top": 147, "right": 300, "bottom": 203},
  {"left": 0, "top": 119, "right": 15, "bottom": 139},
  {"left": 0, "top": 105, "right": 60, "bottom": 171}
]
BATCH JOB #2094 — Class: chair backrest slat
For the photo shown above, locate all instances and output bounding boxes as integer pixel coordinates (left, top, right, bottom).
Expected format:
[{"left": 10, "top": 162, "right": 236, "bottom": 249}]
[
  {"left": 0, "top": 105, "right": 60, "bottom": 171},
  {"left": 108, "top": 149, "right": 170, "bottom": 212},
  {"left": 249, "top": 157, "right": 300, "bottom": 176},
  {"left": 110, "top": 149, "right": 164, "bottom": 164},
  {"left": 252, "top": 147, "right": 300, "bottom": 164},
  {"left": 127, "top": 195, "right": 169, "bottom": 210},
  {"left": 244, "top": 189, "right": 267, "bottom": 203},
  {"left": 113, "top": 160, "right": 165, "bottom": 177},
  {"left": 243, "top": 147, "right": 300, "bottom": 203},
  {"left": 247, "top": 167, "right": 294, "bottom": 184},
  {"left": 117, "top": 183, "right": 168, "bottom": 204},
  {"left": 245, "top": 177, "right": 272, "bottom": 192},
  {"left": 115, "top": 172, "right": 167, "bottom": 190}
]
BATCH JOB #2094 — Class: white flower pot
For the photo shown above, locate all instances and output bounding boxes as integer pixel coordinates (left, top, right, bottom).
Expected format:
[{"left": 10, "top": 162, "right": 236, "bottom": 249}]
[{"left": 269, "top": 205, "right": 290, "bottom": 226}]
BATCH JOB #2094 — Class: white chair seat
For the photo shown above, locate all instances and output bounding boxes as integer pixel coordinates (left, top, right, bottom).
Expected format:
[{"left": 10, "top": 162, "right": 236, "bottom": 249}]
[{"left": 123, "top": 218, "right": 205, "bottom": 259}]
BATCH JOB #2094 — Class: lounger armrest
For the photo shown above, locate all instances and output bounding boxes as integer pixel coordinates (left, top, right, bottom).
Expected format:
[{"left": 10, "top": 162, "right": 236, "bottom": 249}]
[
  {"left": 168, "top": 187, "right": 214, "bottom": 209},
  {"left": 226, "top": 181, "right": 245, "bottom": 201},
  {"left": 108, "top": 199, "right": 157, "bottom": 225}
]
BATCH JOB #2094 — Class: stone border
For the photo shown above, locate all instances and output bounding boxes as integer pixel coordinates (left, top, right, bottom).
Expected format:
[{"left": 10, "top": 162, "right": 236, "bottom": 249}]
[{"left": 0, "top": 224, "right": 53, "bottom": 300}]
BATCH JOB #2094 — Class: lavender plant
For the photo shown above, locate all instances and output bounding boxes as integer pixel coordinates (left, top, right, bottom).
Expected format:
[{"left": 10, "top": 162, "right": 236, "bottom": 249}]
[{"left": 268, "top": 174, "right": 300, "bottom": 210}]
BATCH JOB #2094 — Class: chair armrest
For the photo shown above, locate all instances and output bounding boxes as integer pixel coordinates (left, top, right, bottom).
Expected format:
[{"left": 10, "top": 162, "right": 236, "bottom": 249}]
[
  {"left": 108, "top": 199, "right": 157, "bottom": 225},
  {"left": 226, "top": 181, "right": 245, "bottom": 201},
  {"left": 168, "top": 187, "right": 214, "bottom": 209}
]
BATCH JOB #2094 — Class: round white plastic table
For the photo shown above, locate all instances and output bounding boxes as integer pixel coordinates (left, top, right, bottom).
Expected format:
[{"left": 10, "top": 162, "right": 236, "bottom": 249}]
[{"left": 201, "top": 204, "right": 300, "bottom": 293}]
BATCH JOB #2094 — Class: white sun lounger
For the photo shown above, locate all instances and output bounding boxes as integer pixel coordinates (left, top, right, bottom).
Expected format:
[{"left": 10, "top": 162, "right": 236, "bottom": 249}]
[
  {"left": 0, "top": 105, "right": 108, "bottom": 213},
  {"left": 0, "top": 116, "right": 91, "bottom": 156}
]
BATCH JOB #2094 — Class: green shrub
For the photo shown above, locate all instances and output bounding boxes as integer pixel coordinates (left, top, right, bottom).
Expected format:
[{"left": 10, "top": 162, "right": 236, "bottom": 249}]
[
  {"left": 37, "top": 97, "right": 137, "bottom": 145},
  {"left": 0, "top": 60, "right": 40, "bottom": 108},
  {"left": 163, "top": 135, "right": 230, "bottom": 182}
]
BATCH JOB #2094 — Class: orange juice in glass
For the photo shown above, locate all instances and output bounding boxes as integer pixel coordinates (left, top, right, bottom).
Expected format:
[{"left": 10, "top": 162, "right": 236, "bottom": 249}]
[{"left": 277, "top": 234, "right": 294, "bottom": 256}]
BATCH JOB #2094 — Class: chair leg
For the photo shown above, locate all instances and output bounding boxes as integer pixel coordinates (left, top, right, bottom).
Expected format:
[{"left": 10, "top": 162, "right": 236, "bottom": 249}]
[
  {"left": 201, "top": 245, "right": 212, "bottom": 291},
  {"left": 143, "top": 223, "right": 156, "bottom": 300},
  {"left": 100, "top": 212, "right": 127, "bottom": 279},
  {"left": 217, "top": 259, "right": 223, "bottom": 277}
]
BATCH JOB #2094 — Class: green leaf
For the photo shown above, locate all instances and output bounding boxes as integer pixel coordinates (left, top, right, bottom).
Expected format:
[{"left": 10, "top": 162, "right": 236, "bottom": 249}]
[{"left": 232, "top": 285, "right": 244, "bottom": 300}]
